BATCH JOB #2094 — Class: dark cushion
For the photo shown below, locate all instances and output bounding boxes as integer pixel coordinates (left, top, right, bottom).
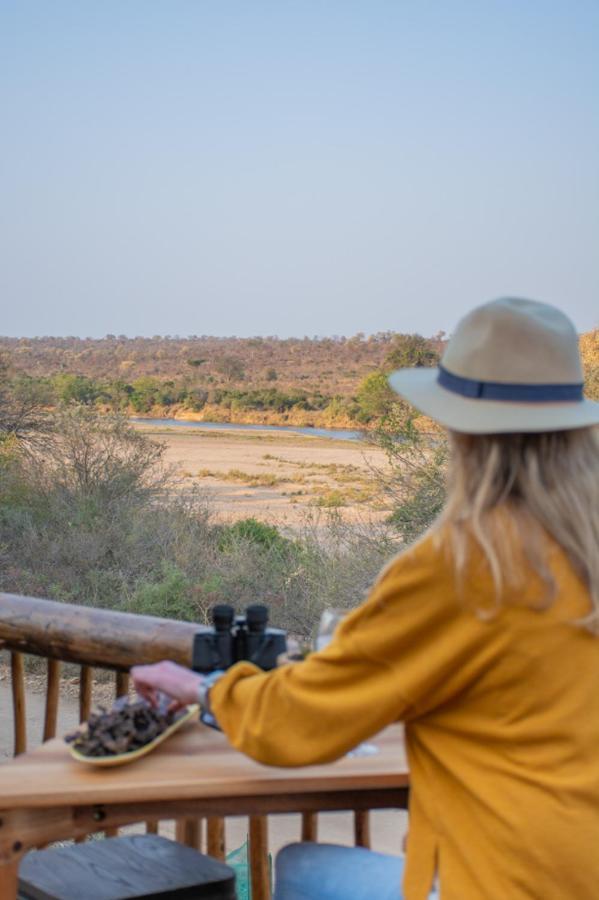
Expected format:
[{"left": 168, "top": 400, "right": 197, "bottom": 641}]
[{"left": 18, "top": 833, "right": 236, "bottom": 900}]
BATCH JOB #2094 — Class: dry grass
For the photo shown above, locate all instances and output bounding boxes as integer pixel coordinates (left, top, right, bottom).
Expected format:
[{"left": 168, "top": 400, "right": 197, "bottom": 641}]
[{"left": 197, "top": 468, "right": 283, "bottom": 487}]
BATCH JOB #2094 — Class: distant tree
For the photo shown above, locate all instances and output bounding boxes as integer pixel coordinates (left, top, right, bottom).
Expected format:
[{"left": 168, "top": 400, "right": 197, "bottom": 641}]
[
  {"left": 187, "top": 358, "right": 207, "bottom": 368},
  {"left": 215, "top": 356, "right": 245, "bottom": 382},
  {"left": 101, "top": 380, "right": 133, "bottom": 411},
  {"left": 356, "top": 371, "right": 396, "bottom": 422},
  {"left": 186, "top": 388, "right": 209, "bottom": 411},
  {"left": 266, "top": 368, "right": 278, "bottom": 382},
  {"left": 52, "top": 374, "right": 98, "bottom": 405},
  {"left": 385, "top": 334, "right": 439, "bottom": 369},
  {"left": 40, "top": 407, "right": 165, "bottom": 505},
  {"left": 368, "top": 405, "right": 448, "bottom": 543},
  {"left": 0, "top": 358, "right": 52, "bottom": 446},
  {"left": 129, "top": 377, "right": 161, "bottom": 412}
]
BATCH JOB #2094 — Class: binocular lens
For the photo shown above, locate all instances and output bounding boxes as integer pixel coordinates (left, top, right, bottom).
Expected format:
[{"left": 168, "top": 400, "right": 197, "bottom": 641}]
[
  {"left": 212, "top": 604, "right": 235, "bottom": 630},
  {"left": 245, "top": 604, "right": 269, "bottom": 632}
]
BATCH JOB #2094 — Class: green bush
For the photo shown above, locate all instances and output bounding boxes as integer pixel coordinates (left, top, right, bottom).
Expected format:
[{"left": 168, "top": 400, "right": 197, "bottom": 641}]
[
  {"left": 51, "top": 374, "right": 99, "bottom": 405},
  {"left": 219, "top": 518, "right": 289, "bottom": 551},
  {"left": 355, "top": 372, "right": 396, "bottom": 422},
  {"left": 130, "top": 563, "right": 196, "bottom": 621}
]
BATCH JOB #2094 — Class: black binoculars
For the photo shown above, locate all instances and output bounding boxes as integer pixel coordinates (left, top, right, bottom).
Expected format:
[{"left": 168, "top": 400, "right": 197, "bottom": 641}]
[{"left": 192, "top": 603, "right": 287, "bottom": 673}]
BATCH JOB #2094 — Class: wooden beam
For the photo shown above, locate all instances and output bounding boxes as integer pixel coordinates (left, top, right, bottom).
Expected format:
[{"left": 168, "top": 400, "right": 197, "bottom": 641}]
[
  {"left": 0, "top": 593, "right": 205, "bottom": 669},
  {"left": 0, "top": 790, "right": 409, "bottom": 862}
]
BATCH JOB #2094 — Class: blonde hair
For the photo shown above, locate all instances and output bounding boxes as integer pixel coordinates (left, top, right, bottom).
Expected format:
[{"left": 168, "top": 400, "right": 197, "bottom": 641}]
[{"left": 437, "top": 427, "right": 599, "bottom": 631}]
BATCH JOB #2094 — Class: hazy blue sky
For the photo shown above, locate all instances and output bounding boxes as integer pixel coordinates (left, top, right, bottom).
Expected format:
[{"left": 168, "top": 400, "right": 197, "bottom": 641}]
[{"left": 1, "top": 1, "right": 597, "bottom": 338}]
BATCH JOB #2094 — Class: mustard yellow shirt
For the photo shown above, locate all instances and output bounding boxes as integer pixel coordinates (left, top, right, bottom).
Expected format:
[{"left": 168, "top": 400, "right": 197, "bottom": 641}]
[{"left": 211, "top": 531, "right": 599, "bottom": 899}]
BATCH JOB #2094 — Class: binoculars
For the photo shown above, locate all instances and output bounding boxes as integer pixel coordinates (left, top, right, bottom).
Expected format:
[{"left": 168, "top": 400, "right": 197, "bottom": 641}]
[{"left": 192, "top": 603, "right": 287, "bottom": 673}]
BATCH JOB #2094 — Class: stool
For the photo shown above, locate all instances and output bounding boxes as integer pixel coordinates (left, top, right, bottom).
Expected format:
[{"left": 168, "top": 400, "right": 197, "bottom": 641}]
[{"left": 18, "top": 834, "right": 237, "bottom": 900}]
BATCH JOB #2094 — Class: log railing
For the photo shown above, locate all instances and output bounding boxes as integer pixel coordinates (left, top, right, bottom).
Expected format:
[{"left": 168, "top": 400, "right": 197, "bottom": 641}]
[
  {"left": 0, "top": 592, "right": 372, "bottom": 862},
  {"left": 0, "top": 592, "right": 209, "bottom": 848}
]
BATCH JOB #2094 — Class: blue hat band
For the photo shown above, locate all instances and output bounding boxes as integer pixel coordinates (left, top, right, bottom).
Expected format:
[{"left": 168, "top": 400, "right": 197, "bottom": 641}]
[{"left": 437, "top": 365, "right": 584, "bottom": 403}]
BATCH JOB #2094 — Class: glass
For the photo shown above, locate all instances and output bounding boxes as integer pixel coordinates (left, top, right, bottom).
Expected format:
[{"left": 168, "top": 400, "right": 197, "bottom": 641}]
[{"left": 313, "top": 607, "right": 348, "bottom": 652}]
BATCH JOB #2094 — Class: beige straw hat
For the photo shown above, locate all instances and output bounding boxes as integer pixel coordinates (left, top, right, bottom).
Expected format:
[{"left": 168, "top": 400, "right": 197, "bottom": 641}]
[{"left": 389, "top": 297, "right": 599, "bottom": 434}]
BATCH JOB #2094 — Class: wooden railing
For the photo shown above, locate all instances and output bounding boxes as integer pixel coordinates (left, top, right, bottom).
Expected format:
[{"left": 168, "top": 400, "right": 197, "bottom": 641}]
[
  {"left": 0, "top": 592, "right": 371, "bottom": 856},
  {"left": 0, "top": 592, "right": 220, "bottom": 848}
]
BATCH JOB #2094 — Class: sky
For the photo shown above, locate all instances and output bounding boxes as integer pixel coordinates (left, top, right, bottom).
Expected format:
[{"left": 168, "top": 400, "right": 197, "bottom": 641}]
[{"left": 1, "top": 1, "right": 597, "bottom": 338}]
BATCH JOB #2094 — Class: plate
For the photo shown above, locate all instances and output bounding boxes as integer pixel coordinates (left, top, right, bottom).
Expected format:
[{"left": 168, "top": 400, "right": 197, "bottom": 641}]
[{"left": 67, "top": 704, "right": 199, "bottom": 767}]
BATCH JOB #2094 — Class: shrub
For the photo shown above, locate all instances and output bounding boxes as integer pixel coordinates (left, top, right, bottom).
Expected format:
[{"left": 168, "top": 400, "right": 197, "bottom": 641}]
[
  {"left": 129, "top": 563, "right": 196, "bottom": 621},
  {"left": 367, "top": 404, "right": 448, "bottom": 542},
  {"left": 219, "top": 518, "right": 289, "bottom": 551}
]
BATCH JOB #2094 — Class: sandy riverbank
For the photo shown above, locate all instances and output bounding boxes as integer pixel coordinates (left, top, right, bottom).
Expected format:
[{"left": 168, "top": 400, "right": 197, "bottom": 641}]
[{"left": 136, "top": 425, "right": 392, "bottom": 528}]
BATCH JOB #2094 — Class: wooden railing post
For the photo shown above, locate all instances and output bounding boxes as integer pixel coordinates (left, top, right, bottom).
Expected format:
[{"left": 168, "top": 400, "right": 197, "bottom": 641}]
[
  {"left": 115, "top": 671, "right": 129, "bottom": 699},
  {"left": 354, "top": 810, "right": 371, "bottom": 848},
  {"left": 249, "top": 816, "right": 270, "bottom": 900},
  {"left": 301, "top": 812, "right": 318, "bottom": 842},
  {"left": 79, "top": 665, "right": 93, "bottom": 722},
  {"left": 43, "top": 659, "right": 61, "bottom": 742},
  {"left": 175, "top": 818, "right": 203, "bottom": 851},
  {"left": 11, "top": 652, "right": 26, "bottom": 756},
  {"left": 206, "top": 817, "right": 225, "bottom": 860}
]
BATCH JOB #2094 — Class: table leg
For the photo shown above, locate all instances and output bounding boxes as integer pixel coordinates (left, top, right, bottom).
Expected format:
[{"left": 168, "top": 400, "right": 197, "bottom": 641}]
[
  {"left": 0, "top": 859, "right": 19, "bottom": 899},
  {"left": 249, "top": 815, "right": 270, "bottom": 900}
]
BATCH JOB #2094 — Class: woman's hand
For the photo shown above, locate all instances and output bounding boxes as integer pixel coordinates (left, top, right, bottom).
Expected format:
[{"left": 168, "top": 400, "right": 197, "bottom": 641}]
[{"left": 130, "top": 660, "right": 203, "bottom": 710}]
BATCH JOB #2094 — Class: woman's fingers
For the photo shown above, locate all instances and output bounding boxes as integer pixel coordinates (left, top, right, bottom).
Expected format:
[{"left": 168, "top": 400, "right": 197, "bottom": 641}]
[{"left": 131, "top": 661, "right": 202, "bottom": 707}]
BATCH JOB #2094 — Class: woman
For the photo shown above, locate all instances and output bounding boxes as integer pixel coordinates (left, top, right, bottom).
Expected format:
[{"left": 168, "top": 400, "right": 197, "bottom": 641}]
[{"left": 132, "top": 298, "right": 599, "bottom": 899}]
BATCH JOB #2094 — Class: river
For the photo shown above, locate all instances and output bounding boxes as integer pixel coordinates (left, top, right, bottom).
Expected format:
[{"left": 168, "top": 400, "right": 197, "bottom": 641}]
[{"left": 130, "top": 418, "right": 363, "bottom": 442}]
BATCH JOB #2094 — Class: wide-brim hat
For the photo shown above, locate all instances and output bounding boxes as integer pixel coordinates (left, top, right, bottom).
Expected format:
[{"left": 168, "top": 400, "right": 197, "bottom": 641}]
[{"left": 389, "top": 297, "right": 599, "bottom": 434}]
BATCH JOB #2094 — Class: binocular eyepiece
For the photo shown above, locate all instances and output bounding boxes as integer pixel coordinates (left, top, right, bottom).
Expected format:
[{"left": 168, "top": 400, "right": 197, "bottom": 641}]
[{"left": 192, "top": 603, "right": 287, "bottom": 673}]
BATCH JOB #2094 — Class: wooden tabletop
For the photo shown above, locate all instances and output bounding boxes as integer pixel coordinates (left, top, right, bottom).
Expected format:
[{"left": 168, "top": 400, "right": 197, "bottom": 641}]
[{"left": 0, "top": 720, "right": 409, "bottom": 809}]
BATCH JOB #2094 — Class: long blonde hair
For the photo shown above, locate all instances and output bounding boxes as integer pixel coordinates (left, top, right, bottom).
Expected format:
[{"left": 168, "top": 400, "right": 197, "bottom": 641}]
[{"left": 437, "top": 427, "right": 599, "bottom": 631}]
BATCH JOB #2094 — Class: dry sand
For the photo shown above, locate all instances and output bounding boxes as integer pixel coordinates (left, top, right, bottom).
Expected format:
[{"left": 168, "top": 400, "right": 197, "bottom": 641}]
[{"left": 138, "top": 425, "right": 391, "bottom": 527}]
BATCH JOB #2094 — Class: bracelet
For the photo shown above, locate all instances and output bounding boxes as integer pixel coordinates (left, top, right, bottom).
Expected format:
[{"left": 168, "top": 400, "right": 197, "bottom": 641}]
[{"left": 197, "top": 670, "right": 225, "bottom": 713}]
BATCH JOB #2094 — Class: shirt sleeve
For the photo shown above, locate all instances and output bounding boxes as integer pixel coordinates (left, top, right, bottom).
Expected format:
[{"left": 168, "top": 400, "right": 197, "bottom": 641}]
[{"left": 209, "top": 533, "right": 496, "bottom": 766}]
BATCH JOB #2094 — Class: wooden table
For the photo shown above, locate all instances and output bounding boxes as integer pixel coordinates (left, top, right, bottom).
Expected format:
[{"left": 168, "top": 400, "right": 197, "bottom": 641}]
[{"left": 0, "top": 721, "right": 409, "bottom": 900}]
